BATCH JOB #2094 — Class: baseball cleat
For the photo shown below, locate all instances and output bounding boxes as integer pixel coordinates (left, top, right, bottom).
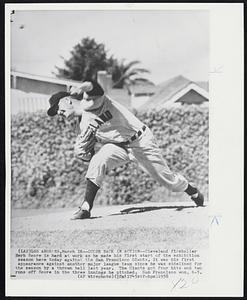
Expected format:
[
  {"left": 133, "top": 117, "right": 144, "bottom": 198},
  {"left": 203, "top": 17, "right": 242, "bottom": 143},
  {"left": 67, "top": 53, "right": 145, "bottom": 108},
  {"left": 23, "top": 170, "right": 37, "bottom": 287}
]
[
  {"left": 71, "top": 207, "right": 91, "bottom": 220},
  {"left": 191, "top": 191, "right": 204, "bottom": 207}
]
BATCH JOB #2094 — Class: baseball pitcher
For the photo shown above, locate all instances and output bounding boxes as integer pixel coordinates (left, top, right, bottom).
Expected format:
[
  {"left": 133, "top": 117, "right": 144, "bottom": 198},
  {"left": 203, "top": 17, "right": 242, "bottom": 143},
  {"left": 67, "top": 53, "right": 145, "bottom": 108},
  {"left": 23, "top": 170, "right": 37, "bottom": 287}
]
[{"left": 47, "top": 81, "right": 204, "bottom": 220}]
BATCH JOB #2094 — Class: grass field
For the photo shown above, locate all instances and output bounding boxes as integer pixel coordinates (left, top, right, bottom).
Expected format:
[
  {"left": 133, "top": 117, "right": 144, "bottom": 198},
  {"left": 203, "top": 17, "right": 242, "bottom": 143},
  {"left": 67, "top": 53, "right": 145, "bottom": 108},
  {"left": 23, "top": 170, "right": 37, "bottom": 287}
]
[{"left": 11, "top": 201, "right": 209, "bottom": 250}]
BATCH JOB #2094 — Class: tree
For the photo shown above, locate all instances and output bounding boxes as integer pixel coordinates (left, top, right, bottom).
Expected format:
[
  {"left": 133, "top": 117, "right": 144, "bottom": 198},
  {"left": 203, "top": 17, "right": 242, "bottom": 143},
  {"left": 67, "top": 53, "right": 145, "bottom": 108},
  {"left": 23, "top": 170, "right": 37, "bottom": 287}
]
[
  {"left": 109, "top": 59, "right": 152, "bottom": 94},
  {"left": 54, "top": 37, "right": 152, "bottom": 92},
  {"left": 54, "top": 37, "right": 111, "bottom": 81}
]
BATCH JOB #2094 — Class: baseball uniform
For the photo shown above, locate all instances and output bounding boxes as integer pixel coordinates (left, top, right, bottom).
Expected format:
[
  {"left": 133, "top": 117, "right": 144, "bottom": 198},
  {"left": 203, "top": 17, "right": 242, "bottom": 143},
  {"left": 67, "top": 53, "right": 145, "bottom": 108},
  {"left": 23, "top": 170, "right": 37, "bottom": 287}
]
[
  {"left": 79, "top": 94, "right": 189, "bottom": 192},
  {"left": 47, "top": 81, "right": 204, "bottom": 220}
]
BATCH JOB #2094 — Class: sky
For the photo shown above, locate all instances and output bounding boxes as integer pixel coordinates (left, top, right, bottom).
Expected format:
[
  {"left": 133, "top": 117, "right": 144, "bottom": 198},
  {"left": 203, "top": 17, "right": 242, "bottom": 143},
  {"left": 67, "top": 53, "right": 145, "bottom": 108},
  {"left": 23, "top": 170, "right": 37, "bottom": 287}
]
[{"left": 11, "top": 9, "right": 209, "bottom": 85}]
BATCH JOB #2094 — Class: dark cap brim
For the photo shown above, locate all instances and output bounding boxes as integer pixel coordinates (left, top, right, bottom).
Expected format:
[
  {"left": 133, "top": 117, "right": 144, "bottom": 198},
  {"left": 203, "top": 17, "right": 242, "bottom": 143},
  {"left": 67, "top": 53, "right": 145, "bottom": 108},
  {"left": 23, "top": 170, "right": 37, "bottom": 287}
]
[
  {"left": 47, "top": 104, "right": 59, "bottom": 116},
  {"left": 47, "top": 91, "right": 70, "bottom": 117}
]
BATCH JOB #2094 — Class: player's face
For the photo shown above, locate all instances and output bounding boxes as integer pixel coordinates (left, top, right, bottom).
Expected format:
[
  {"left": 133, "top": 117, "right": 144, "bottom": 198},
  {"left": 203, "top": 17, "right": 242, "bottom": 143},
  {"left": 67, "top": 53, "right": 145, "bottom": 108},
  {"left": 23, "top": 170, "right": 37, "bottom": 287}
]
[{"left": 57, "top": 97, "right": 75, "bottom": 120}]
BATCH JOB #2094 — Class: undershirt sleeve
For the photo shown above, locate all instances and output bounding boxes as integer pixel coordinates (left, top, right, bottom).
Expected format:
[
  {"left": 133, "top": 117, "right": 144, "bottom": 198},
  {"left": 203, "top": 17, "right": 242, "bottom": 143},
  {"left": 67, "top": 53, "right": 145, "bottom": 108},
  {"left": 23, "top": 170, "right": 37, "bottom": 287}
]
[{"left": 86, "top": 80, "right": 104, "bottom": 96}]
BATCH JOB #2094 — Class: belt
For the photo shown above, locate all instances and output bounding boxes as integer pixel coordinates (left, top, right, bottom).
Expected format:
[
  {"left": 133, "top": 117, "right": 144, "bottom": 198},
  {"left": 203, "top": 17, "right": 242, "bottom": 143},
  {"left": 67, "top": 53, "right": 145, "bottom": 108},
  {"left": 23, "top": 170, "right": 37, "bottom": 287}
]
[{"left": 117, "top": 125, "right": 146, "bottom": 147}]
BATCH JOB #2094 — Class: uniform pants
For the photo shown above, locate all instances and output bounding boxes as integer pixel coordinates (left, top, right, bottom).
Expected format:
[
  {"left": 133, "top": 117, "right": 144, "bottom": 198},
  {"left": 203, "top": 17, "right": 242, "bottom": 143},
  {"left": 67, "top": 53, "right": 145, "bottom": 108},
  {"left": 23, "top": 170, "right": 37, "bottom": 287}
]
[{"left": 86, "top": 127, "right": 188, "bottom": 192}]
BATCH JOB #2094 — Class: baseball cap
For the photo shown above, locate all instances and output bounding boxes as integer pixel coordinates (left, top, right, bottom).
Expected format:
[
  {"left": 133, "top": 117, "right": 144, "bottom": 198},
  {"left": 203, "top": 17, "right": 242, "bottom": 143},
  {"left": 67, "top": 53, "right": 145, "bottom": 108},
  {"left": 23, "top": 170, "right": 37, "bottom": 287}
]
[{"left": 47, "top": 91, "right": 70, "bottom": 116}]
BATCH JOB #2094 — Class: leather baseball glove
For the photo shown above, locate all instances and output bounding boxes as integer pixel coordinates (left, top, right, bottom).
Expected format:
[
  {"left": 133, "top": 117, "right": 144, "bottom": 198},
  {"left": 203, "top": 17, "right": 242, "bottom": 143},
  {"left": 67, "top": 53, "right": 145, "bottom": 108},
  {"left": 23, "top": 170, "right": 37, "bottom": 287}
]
[{"left": 74, "top": 125, "right": 97, "bottom": 162}]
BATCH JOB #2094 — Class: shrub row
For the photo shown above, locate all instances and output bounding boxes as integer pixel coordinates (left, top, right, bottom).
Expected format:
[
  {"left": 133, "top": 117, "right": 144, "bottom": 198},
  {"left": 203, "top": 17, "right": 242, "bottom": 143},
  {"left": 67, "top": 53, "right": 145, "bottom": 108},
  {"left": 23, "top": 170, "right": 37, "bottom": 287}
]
[{"left": 11, "top": 105, "right": 208, "bottom": 208}]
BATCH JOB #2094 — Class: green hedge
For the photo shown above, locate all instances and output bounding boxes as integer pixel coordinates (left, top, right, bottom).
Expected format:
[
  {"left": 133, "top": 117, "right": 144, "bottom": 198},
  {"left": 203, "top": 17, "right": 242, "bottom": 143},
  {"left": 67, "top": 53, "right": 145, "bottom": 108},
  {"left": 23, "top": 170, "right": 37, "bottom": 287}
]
[{"left": 11, "top": 105, "right": 208, "bottom": 208}]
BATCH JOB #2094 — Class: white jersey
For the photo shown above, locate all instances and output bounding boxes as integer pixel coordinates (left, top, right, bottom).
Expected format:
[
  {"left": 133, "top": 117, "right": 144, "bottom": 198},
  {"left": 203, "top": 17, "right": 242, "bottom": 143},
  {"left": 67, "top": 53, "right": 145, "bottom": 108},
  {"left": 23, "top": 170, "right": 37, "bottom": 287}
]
[
  {"left": 78, "top": 92, "right": 188, "bottom": 193},
  {"left": 80, "top": 95, "right": 145, "bottom": 144}
]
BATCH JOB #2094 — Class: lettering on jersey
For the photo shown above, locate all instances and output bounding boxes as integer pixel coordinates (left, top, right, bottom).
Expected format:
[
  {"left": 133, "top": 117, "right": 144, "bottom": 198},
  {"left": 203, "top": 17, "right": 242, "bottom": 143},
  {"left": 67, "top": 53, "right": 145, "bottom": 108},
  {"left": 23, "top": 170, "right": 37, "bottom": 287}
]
[{"left": 92, "top": 110, "right": 113, "bottom": 127}]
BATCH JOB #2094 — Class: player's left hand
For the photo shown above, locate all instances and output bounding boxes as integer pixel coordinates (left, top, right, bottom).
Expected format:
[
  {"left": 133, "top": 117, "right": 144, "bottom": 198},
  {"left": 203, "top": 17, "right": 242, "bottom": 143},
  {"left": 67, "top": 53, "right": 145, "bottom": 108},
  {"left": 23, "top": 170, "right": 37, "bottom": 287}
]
[
  {"left": 70, "top": 86, "right": 83, "bottom": 96},
  {"left": 70, "top": 82, "right": 93, "bottom": 96}
]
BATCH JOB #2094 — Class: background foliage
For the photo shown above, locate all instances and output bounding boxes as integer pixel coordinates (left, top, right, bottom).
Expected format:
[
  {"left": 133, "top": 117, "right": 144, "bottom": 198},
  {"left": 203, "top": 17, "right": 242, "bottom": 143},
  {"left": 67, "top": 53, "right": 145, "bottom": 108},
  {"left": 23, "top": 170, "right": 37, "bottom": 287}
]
[
  {"left": 54, "top": 37, "right": 152, "bottom": 90},
  {"left": 11, "top": 106, "right": 208, "bottom": 208}
]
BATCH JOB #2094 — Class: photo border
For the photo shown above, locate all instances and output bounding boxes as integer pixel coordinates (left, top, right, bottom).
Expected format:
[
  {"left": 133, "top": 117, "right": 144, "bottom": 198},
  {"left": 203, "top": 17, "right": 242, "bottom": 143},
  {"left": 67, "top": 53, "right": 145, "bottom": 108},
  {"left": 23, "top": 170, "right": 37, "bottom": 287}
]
[{"left": 4, "top": 2, "right": 244, "bottom": 297}]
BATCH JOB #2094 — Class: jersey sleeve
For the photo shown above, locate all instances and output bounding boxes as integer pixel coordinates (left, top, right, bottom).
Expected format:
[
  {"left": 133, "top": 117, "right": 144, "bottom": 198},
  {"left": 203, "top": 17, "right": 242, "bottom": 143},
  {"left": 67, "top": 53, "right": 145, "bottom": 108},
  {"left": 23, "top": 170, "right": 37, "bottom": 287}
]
[{"left": 86, "top": 80, "right": 104, "bottom": 97}]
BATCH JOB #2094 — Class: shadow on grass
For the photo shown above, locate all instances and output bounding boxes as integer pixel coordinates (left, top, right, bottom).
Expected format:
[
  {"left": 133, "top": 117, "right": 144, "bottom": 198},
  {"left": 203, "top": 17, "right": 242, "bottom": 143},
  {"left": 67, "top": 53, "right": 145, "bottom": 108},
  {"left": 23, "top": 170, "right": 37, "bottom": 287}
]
[
  {"left": 108, "top": 205, "right": 197, "bottom": 217},
  {"left": 90, "top": 204, "right": 205, "bottom": 219},
  {"left": 79, "top": 205, "right": 199, "bottom": 220}
]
